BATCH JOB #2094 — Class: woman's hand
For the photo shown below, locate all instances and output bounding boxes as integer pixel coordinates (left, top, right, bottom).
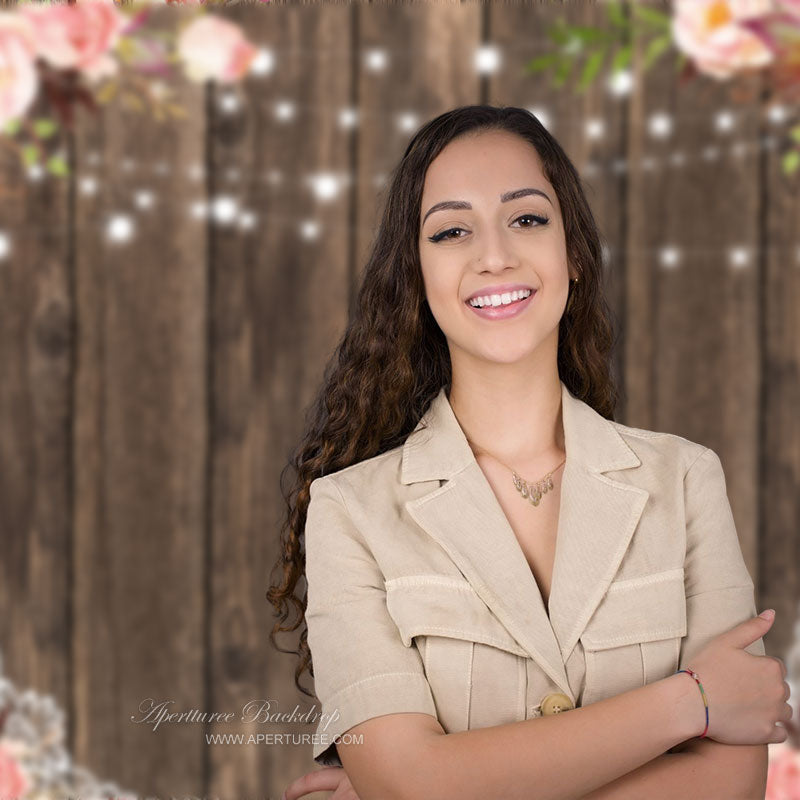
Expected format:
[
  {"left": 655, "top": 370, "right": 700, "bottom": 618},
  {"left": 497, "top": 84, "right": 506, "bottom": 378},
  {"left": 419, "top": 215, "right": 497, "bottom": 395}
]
[{"left": 282, "top": 766, "right": 361, "bottom": 800}]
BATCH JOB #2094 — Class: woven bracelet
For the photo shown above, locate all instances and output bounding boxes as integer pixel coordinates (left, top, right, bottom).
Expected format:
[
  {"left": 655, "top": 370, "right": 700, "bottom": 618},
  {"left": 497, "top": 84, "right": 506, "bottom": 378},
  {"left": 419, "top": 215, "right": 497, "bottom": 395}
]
[{"left": 675, "top": 667, "right": 709, "bottom": 739}]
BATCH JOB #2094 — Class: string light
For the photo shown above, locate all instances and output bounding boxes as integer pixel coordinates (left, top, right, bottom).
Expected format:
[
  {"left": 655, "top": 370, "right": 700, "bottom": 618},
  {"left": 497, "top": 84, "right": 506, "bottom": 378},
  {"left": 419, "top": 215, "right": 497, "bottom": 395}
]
[
  {"left": 106, "top": 214, "right": 134, "bottom": 243},
  {"left": 0, "top": 231, "right": 11, "bottom": 260},
  {"left": 299, "top": 220, "right": 320, "bottom": 240},
  {"left": 767, "top": 104, "right": 788, "bottom": 124},
  {"left": 249, "top": 47, "right": 275, "bottom": 76},
  {"left": 728, "top": 246, "right": 751, "bottom": 268},
  {"left": 527, "top": 106, "right": 552, "bottom": 130},
  {"left": 714, "top": 110, "right": 736, "bottom": 133},
  {"left": 274, "top": 100, "right": 295, "bottom": 121},
  {"left": 338, "top": 107, "right": 359, "bottom": 129},
  {"left": 648, "top": 111, "right": 673, "bottom": 139},
  {"left": 211, "top": 195, "right": 238, "bottom": 224},
  {"left": 585, "top": 118, "right": 605, "bottom": 140},
  {"left": 396, "top": 112, "right": 420, "bottom": 133},
  {"left": 308, "top": 172, "right": 345, "bottom": 202},
  {"left": 475, "top": 45, "right": 502, "bottom": 74},
  {"left": 239, "top": 210, "right": 257, "bottom": 230},
  {"left": 364, "top": 48, "right": 388, "bottom": 72},
  {"left": 79, "top": 176, "right": 98, "bottom": 196},
  {"left": 659, "top": 246, "right": 681, "bottom": 268},
  {"left": 134, "top": 190, "right": 155, "bottom": 209},
  {"left": 607, "top": 69, "right": 634, "bottom": 97},
  {"left": 187, "top": 163, "right": 204, "bottom": 182},
  {"left": 219, "top": 92, "right": 240, "bottom": 114}
]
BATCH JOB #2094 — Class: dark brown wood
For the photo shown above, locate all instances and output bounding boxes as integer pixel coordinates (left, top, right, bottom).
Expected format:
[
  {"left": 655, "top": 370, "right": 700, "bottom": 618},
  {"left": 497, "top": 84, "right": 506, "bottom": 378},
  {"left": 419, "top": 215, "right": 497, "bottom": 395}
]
[
  {"left": 0, "top": 4, "right": 797, "bottom": 799},
  {"left": 760, "top": 88, "right": 800, "bottom": 658},
  {"left": 71, "top": 6, "right": 207, "bottom": 796},
  {"left": 204, "top": 2, "right": 354, "bottom": 796},
  {"left": 0, "top": 92, "right": 72, "bottom": 719},
  {"left": 626, "top": 2, "right": 765, "bottom": 627}
]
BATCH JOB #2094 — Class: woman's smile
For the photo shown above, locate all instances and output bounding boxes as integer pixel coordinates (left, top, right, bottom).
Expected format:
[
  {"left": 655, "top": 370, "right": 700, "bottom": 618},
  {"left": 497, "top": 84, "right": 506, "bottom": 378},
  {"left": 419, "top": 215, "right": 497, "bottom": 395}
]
[{"left": 465, "top": 288, "right": 537, "bottom": 320}]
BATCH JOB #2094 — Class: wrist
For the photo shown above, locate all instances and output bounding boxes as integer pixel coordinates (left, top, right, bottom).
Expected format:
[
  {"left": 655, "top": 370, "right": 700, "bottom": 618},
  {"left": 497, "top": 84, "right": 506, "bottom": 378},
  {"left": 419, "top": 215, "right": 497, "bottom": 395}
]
[{"left": 661, "top": 671, "right": 708, "bottom": 742}]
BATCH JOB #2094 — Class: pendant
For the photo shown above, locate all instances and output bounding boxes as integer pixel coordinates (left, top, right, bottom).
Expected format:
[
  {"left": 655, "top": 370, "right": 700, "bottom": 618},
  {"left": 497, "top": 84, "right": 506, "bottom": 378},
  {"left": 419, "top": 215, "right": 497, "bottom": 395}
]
[{"left": 513, "top": 470, "right": 555, "bottom": 507}]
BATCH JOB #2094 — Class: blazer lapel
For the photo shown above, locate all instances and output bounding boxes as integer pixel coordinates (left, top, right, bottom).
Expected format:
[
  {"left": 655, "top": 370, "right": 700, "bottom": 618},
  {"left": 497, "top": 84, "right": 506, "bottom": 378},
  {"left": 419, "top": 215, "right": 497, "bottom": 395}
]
[{"left": 401, "top": 380, "right": 649, "bottom": 700}]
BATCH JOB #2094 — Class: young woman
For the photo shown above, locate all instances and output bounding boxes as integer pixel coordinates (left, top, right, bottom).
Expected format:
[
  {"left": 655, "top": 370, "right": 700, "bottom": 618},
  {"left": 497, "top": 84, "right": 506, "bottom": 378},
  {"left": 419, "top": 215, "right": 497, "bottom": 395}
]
[{"left": 269, "top": 105, "right": 792, "bottom": 800}]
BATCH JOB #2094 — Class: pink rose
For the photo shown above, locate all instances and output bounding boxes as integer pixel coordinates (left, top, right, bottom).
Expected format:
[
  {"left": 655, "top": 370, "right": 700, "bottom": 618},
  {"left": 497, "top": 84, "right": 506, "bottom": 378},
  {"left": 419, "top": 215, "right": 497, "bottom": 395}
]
[
  {"left": 0, "top": 743, "right": 29, "bottom": 800},
  {"left": 0, "top": 14, "right": 38, "bottom": 128},
  {"left": 176, "top": 16, "right": 257, "bottom": 83},
  {"left": 776, "top": 0, "right": 800, "bottom": 17},
  {"left": 672, "top": 0, "right": 776, "bottom": 79},
  {"left": 21, "top": 0, "right": 128, "bottom": 84}
]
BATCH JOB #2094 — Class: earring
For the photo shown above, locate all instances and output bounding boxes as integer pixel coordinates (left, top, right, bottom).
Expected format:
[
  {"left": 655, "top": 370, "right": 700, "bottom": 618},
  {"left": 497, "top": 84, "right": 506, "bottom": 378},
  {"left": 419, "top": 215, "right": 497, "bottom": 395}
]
[{"left": 566, "top": 276, "right": 579, "bottom": 312}]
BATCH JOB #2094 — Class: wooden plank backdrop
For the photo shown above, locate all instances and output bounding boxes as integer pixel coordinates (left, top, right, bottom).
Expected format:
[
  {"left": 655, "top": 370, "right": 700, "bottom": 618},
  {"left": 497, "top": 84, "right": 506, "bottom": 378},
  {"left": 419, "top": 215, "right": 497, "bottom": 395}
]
[{"left": 0, "top": 1, "right": 797, "bottom": 798}]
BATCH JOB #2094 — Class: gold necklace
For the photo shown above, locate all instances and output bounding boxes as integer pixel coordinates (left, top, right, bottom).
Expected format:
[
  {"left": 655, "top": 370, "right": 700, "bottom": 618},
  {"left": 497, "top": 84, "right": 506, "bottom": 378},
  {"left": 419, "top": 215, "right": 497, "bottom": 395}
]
[{"left": 468, "top": 439, "right": 566, "bottom": 508}]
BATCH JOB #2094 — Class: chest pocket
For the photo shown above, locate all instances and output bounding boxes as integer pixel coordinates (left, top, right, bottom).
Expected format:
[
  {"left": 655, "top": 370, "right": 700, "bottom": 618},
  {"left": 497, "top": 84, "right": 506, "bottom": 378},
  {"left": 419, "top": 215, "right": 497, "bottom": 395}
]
[
  {"left": 385, "top": 576, "right": 528, "bottom": 733},
  {"left": 580, "top": 568, "right": 687, "bottom": 705}
]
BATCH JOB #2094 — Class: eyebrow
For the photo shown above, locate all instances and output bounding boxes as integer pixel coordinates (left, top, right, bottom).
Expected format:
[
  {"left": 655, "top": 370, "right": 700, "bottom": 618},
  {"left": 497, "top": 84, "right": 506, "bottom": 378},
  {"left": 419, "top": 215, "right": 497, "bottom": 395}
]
[{"left": 422, "top": 187, "right": 553, "bottom": 225}]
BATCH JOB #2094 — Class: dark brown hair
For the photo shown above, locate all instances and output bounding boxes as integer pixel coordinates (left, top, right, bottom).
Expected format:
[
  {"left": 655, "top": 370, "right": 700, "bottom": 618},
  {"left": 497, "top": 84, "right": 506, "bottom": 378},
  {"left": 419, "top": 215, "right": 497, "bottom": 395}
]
[{"left": 267, "top": 104, "right": 619, "bottom": 697}]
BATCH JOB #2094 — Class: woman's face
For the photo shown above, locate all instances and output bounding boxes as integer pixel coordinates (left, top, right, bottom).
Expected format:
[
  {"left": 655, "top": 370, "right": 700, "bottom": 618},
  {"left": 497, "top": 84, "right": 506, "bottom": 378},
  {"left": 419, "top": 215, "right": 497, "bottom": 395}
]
[{"left": 418, "top": 129, "right": 574, "bottom": 369}]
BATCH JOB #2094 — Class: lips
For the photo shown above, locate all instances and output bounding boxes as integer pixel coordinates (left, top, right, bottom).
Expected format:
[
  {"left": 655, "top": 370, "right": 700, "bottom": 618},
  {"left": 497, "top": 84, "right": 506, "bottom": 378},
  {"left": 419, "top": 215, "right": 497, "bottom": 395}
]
[
  {"left": 466, "top": 289, "right": 536, "bottom": 320},
  {"left": 465, "top": 283, "right": 535, "bottom": 303}
]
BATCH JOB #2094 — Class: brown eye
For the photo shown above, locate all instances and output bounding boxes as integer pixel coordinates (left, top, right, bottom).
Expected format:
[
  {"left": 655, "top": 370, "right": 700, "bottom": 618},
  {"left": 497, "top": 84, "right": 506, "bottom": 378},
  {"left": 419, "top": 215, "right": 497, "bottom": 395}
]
[
  {"left": 513, "top": 213, "right": 549, "bottom": 227},
  {"left": 427, "top": 227, "right": 466, "bottom": 243}
]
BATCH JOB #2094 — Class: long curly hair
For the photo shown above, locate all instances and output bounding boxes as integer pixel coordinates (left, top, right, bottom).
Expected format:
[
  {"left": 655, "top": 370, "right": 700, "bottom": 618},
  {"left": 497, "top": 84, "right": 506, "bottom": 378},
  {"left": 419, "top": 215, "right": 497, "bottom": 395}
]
[{"left": 267, "top": 104, "right": 620, "bottom": 697}]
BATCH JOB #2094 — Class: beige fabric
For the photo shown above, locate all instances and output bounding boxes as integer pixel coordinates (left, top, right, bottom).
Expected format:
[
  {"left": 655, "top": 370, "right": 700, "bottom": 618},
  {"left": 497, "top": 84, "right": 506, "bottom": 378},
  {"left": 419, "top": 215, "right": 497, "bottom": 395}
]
[{"left": 304, "top": 381, "right": 764, "bottom": 767}]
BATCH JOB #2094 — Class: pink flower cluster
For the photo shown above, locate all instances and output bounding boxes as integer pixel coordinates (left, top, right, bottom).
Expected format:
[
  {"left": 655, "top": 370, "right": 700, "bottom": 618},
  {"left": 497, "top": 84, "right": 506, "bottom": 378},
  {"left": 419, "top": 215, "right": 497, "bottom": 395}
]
[
  {"left": 765, "top": 741, "right": 800, "bottom": 799},
  {"left": 673, "top": 0, "right": 800, "bottom": 79},
  {"left": 0, "top": 743, "right": 28, "bottom": 799},
  {"left": 0, "top": 1, "right": 257, "bottom": 128}
]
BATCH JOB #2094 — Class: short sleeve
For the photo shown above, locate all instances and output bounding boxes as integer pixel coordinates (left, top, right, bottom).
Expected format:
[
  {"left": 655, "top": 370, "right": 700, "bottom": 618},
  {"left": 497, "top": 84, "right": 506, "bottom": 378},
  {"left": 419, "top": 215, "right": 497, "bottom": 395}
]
[
  {"left": 678, "top": 447, "right": 765, "bottom": 672},
  {"left": 304, "top": 476, "right": 437, "bottom": 767}
]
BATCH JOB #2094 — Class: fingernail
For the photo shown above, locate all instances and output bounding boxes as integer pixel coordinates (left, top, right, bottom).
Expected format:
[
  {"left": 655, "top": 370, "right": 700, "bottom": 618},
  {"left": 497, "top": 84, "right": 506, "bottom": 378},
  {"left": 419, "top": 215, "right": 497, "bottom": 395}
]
[{"left": 759, "top": 609, "right": 775, "bottom": 620}]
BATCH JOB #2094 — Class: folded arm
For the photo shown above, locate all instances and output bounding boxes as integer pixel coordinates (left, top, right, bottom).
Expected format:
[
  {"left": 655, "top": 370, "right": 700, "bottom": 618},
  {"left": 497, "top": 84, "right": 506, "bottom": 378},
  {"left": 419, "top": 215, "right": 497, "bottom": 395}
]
[{"left": 578, "top": 739, "right": 767, "bottom": 800}]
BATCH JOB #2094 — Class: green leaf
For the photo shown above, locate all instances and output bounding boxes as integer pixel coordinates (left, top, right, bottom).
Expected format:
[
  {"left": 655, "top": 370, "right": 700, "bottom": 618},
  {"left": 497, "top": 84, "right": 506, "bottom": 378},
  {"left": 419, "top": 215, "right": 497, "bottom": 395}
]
[
  {"left": 789, "top": 125, "right": 800, "bottom": 144},
  {"left": 631, "top": 4, "right": 671, "bottom": 27},
  {"left": 22, "top": 143, "right": 39, "bottom": 167},
  {"left": 547, "top": 22, "right": 571, "bottom": 46},
  {"left": 46, "top": 154, "right": 69, "bottom": 177},
  {"left": 553, "top": 55, "right": 574, "bottom": 87},
  {"left": 643, "top": 35, "right": 672, "bottom": 70},
  {"left": 3, "top": 118, "right": 21, "bottom": 136},
  {"left": 782, "top": 148, "right": 800, "bottom": 175},
  {"left": 578, "top": 48, "right": 606, "bottom": 92},
  {"left": 612, "top": 44, "right": 633, "bottom": 72},
  {"left": 526, "top": 52, "right": 558, "bottom": 72},
  {"left": 567, "top": 25, "right": 608, "bottom": 44},
  {"left": 605, "top": 1, "right": 628, "bottom": 29},
  {"left": 33, "top": 118, "right": 58, "bottom": 139}
]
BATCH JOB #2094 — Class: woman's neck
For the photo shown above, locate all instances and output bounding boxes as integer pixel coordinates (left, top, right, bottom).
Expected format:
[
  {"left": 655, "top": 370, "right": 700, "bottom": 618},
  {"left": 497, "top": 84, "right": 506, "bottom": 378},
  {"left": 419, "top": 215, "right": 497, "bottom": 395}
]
[{"left": 447, "top": 372, "right": 565, "bottom": 471}]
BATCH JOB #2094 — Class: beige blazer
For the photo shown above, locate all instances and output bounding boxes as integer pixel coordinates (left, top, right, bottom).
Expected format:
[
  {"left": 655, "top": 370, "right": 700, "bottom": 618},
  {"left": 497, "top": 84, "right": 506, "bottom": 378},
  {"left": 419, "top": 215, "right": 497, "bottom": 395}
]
[{"left": 304, "top": 380, "right": 764, "bottom": 767}]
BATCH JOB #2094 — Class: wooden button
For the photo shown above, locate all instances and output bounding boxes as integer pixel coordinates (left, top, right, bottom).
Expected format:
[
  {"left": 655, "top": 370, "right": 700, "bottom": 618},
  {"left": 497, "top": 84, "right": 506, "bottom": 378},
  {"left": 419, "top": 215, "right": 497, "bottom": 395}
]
[{"left": 540, "top": 692, "right": 574, "bottom": 715}]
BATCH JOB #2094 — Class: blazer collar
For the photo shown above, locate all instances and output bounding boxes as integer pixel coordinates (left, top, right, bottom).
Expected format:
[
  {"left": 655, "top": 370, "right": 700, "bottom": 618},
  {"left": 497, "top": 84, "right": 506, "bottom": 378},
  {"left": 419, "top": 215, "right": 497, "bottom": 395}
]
[{"left": 400, "top": 380, "right": 649, "bottom": 701}]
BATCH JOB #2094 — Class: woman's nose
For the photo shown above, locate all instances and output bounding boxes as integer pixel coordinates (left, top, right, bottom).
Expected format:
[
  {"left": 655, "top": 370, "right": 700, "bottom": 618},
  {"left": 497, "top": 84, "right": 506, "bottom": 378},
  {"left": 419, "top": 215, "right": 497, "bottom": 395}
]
[{"left": 474, "top": 230, "right": 520, "bottom": 271}]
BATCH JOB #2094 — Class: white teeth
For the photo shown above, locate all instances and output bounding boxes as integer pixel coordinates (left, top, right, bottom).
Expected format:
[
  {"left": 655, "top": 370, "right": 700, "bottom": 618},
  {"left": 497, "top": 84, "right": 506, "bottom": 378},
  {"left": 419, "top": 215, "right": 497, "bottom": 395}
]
[{"left": 468, "top": 288, "right": 532, "bottom": 308}]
